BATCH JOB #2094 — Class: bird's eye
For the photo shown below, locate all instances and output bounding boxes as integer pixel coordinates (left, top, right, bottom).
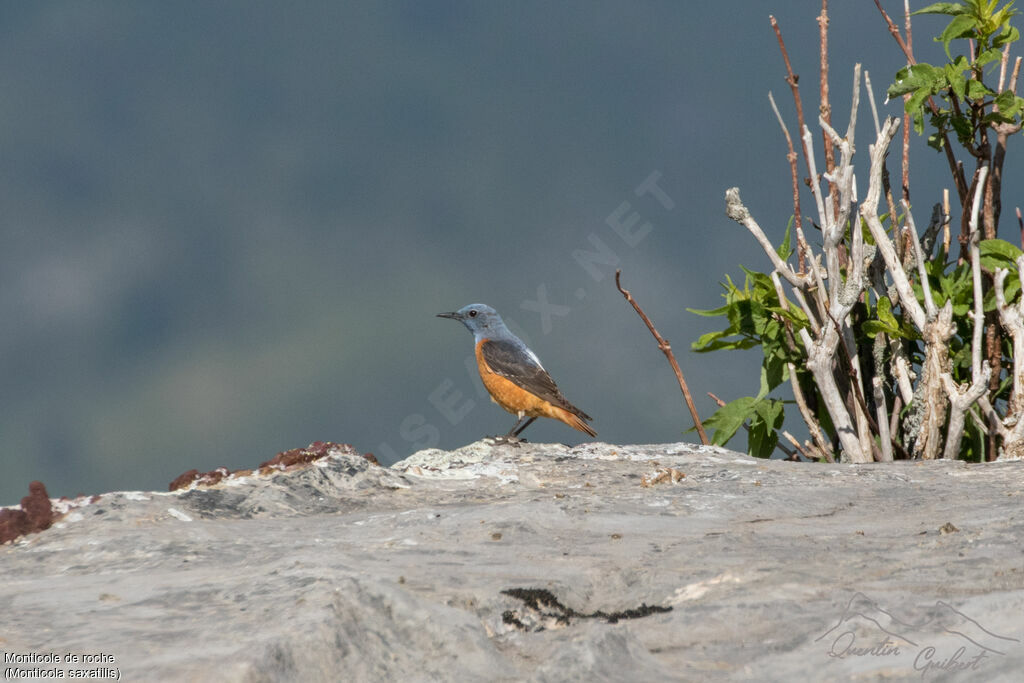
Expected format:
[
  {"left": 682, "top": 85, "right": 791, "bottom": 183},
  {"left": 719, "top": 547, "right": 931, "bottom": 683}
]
[{"left": 468, "top": 310, "right": 478, "bottom": 317}]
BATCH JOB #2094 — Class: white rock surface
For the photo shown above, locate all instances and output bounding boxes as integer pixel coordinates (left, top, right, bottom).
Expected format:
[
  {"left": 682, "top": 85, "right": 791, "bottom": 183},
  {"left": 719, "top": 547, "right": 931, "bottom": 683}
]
[{"left": 2, "top": 441, "right": 1023, "bottom": 681}]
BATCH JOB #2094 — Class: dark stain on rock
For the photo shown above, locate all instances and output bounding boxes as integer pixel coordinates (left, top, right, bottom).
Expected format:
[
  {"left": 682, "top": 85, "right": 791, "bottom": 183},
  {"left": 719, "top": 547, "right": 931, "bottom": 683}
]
[
  {"left": 500, "top": 587, "right": 672, "bottom": 628},
  {"left": 502, "top": 610, "right": 527, "bottom": 630}
]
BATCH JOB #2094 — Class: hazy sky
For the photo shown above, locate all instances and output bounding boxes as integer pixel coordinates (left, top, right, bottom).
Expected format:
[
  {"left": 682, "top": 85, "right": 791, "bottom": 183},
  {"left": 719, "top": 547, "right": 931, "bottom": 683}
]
[{"left": 2, "top": 2, "right": 1019, "bottom": 502}]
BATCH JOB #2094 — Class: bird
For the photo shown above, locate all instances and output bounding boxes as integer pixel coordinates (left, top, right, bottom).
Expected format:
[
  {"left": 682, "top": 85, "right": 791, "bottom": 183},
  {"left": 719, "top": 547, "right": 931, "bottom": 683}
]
[{"left": 437, "top": 303, "right": 596, "bottom": 440}]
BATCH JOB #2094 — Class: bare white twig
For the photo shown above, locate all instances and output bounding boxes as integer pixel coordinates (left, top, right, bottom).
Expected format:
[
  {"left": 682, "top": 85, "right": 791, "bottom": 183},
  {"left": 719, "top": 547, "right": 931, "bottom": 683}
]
[
  {"left": 918, "top": 301, "right": 955, "bottom": 459},
  {"left": 802, "top": 125, "right": 828, "bottom": 236},
  {"left": 969, "top": 165, "right": 989, "bottom": 380},
  {"left": 792, "top": 286, "right": 823, "bottom": 336},
  {"left": 725, "top": 188, "right": 810, "bottom": 289},
  {"left": 801, "top": 68, "right": 873, "bottom": 463},
  {"left": 873, "top": 376, "right": 893, "bottom": 461},
  {"left": 802, "top": 322, "right": 866, "bottom": 462},
  {"left": 864, "top": 70, "right": 881, "bottom": 137},
  {"left": 771, "top": 271, "right": 833, "bottom": 459},
  {"left": 767, "top": 90, "right": 812, "bottom": 271},
  {"left": 990, "top": 256, "right": 1024, "bottom": 458},
  {"left": 939, "top": 165, "right": 992, "bottom": 458},
  {"left": 998, "top": 42, "right": 1011, "bottom": 93},
  {"left": 904, "top": 201, "right": 937, "bottom": 318},
  {"left": 940, "top": 364, "right": 991, "bottom": 459},
  {"left": 891, "top": 339, "right": 916, "bottom": 404},
  {"left": 994, "top": 255, "right": 1024, "bottom": 415},
  {"left": 861, "top": 118, "right": 928, "bottom": 331}
]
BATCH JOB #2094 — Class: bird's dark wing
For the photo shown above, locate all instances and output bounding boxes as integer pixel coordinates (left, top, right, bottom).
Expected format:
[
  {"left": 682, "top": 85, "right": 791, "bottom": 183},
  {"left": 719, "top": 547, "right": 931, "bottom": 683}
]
[{"left": 480, "top": 339, "right": 592, "bottom": 419}]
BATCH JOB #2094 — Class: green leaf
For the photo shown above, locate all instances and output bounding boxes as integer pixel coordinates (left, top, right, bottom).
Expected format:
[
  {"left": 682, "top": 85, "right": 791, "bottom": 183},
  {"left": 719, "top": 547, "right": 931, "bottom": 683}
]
[
  {"left": 759, "top": 352, "right": 788, "bottom": 397},
  {"left": 687, "top": 304, "right": 732, "bottom": 318},
  {"left": 966, "top": 78, "right": 995, "bottom": 100},
  {"left": 889, "top": 64, "right": 944, "bottom": 97},
  {"left": 691, "top": 335, "right": 758, "bottom": 353},
  {"left": 994, "top": 89, "right": 1023, "bottom": 116},
  {"left": 862, "top": 321, "right": 892, "bottom": 339},
  {"left": 748, "top": 398, "right": 785, "bottom": 459},
  {"left": 778, "top": 216, "right": 793, "bottom": 261},
  {"left": 863, "top": 295, "right": 906, "bottom": 339},
  {"left": 906, "top": 88, "right": 933, "bottom": 134},
  {"left": 1004, "top": 278, "right": 1021, "bottom": 305},
  {"left": 691, "top": 329, "right": 731, "bottom": 350},
  {"left": 703, "top": 396, "right": 758, "bottom": 447},
  {"left": 980, "top": 238, "right": 1023, "bottom": 261},
  {"left": 976, "top": 47, "right": 1004, "bottom": 66},
  {"left": 876, "top": 295, "right": 900, "bottom": 330},
  {"left": 753, "top": 397, "right": 785, "bottom": 427},
  {"left": 946, "top": 61, "right": 969, "bottom": 100},
  {"left": 912, "top": 2, "right": 971, "bottom": 16},
  {"left": 747, "top": 426, "right": 777, "bottom": 460},
  {"left": 766, "top": 304, "right": 809, "bottom": 329},
  {"left": 993, "top": 24, "right": 1020, "bottom": 47},
  {"left": 938, "top": 14, "right": 981, "bottom": 58},
  {"left": 950, "top": 114, "right": 974, "bottom": 145}
]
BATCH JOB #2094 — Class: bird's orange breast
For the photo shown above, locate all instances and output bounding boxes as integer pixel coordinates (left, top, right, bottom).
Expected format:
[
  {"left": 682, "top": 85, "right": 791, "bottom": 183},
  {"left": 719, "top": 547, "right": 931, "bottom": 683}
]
[
  {"left": 475, "top": 339, "right": 543, "bottom": 415},
  {"left": 475, "top": 339, "right": 576, "bottom": 423}
]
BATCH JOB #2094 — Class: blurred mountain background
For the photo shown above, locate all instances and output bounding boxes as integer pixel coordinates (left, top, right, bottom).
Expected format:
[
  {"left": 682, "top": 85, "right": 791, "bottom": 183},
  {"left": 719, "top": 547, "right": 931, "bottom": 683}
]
[{"left": 2, "top": 2, "right": 1017, "bottom": 502}]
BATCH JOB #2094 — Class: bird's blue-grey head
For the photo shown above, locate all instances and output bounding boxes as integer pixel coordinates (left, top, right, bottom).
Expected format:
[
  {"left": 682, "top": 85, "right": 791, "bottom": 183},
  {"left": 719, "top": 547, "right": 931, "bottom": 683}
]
[{"left": 437, "top": 303, "right": 513, "bottom": 340}]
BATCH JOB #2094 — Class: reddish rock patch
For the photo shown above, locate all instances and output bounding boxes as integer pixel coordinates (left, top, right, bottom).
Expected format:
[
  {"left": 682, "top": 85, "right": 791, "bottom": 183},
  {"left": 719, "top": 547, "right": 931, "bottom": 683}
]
[
  {"left": 168, "top": 441, "right": 377, "bottom": 491},
  {"left": 258, "top": 441, "right": 376, "bottom": 473},
  {"left": 0, "top": 481, "right": 56, "bottom": 544}
]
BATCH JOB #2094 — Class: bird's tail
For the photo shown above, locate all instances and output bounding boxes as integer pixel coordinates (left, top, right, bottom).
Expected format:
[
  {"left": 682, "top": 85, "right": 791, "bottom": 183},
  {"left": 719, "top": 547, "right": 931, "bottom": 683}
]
[{"left": 556, "top": 408, "right": 596, "bottom": 437}]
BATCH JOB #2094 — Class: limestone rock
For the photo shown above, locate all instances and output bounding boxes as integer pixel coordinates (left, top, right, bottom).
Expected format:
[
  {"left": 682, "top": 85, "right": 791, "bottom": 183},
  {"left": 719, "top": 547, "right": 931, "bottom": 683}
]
[{"left": 2, "top": 441, "right": 1023, "bottom": 681}]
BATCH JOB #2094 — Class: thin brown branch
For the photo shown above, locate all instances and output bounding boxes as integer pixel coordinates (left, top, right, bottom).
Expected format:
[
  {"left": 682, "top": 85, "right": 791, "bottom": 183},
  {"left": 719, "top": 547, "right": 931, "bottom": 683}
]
[
  {"left": 818, "top": 1, "right": 838, "bottom": 219},
  {"left": 872, "top": 0, "right": 968, "bottom": 203},
  {"left": 943, "top": 189, "right": 952, "bottom": 257},
  {"left": 881, "top": 153, "right": 903, "bottom": 261},
  {"left": 768, "top": 91, "right": 807, "bottom": 273},
  {"left": 990, "top": 56, "right": 1023, "bottom": 238},
  {"left": 616, "top": 270, "right": 709, "bottom": 445},
  {"left": 781, "top": 430, "right": 813, "bottom": 461},
  {"left": 902, "top": 0, "right": 911, "bottom": 202},
  {"left": 874, "top": 0, "right": 914, "bottom": 63},
  {"left": 770, "top": 16, "right": 814, "bottom": 195},
  {"left": 990, "top": 120, "right": 1020, "bottom": 236},
  {"left": 1017, "top": 206, "right": 1023, "bottom": 249},
  {"left": 901, "top": 99, "right": 911, "bottom": 203}
]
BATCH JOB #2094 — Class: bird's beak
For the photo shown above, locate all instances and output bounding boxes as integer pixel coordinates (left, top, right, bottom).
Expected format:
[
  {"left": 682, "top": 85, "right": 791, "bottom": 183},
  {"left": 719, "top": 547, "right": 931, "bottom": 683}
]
[{"left": 437, "top": 311, "right": 460, "bottom": 320}]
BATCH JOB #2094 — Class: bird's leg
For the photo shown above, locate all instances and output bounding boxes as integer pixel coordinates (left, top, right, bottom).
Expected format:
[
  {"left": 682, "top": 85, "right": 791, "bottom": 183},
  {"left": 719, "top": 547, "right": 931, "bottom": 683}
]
[
  {"left": 504, "top": 416, "right": 527, "bottom": 438},
  {"left": 510, "top": 417, "right": 536, "bottom": 438},
  {"left": 486, "top": 416, "right": 537, "bottom": 447}
]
